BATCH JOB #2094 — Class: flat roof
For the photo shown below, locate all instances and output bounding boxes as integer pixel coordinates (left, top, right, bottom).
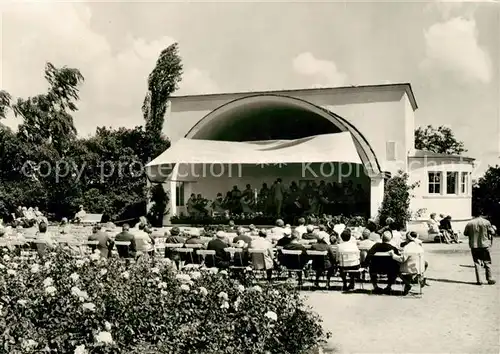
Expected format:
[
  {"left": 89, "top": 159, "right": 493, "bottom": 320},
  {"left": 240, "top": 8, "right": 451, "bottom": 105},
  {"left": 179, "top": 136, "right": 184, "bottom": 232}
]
[
  {"left": 410, "top": 149, "right": 475, "bottom": 162},
  {"left": 170, "top": 82, "right": 418, "bottom": 111}
]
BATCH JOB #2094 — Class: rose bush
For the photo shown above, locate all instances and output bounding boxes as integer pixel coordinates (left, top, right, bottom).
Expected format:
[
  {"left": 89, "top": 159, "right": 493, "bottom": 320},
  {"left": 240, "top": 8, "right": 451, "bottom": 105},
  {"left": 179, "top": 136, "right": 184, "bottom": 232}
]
[{"left": 0, "top": 247, "right": 330, "bottom": 353}]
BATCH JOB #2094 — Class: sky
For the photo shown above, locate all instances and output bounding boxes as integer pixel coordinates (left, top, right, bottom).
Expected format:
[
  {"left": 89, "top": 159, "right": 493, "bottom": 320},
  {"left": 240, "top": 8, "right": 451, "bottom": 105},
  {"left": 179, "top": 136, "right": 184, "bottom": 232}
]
[{"left": 0, "top": 0, "right": 499, "bottom": 177}]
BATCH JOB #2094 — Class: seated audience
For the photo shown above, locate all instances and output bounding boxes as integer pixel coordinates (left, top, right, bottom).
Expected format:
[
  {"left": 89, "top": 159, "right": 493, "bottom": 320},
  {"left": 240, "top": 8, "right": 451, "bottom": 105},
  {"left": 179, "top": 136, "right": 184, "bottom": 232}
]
[
  {"left": 35, "top": 222, "right": 56, "bottom": 257},
  {"left": 315, "top": 224, "right": 330, "bottom": 244},
  {"left": 295, "top": 217, "right": 307, "bottom": 237},
  {"left": 247, "top": 224, "right": 259, "bottom": 236},
  {"left": 75, "top": 205, "right": 87, "bottom": 223},
  {"left": 233, "top": 240, "right": 250, "bottom": 266},
  {"left": 393, "top": 231, "right": 429, "bottom": 294},
  {"left": 337, "top": 229, "right": 361, "bottom": 291},
  {"left": 134, "top": 224, "right": 154, "bottom": 256},
  {"left": 377, "top": 217, "right": 394, "bottom": 235},
  {"left": 114, "top": 224, "right": 137, "bottom": 258},
  {"left": 88, "top": 224, "right": 114, "bottom": 258},
  {"left": 427, "top": 213, "right": 441, "bottom": 236},
  {"left": 59, "top": 218, "right": 70, "bottom": 235},
  {"left": 270, "top": 219, "right": 286, "bottom": 242},
  {"left": 233, "top": 227, "right": 252, "bottom": 245},
  {"left": 248, "top": 229, "right": 275, "bottom": 281},
  {"left": 357, "top": 228, "right": 376, "bottom": 263},
  {"left": 185, "top": 229, "right": 204, "bottom": 245},
  {"left": 279, "top": 230, "right": 308, "bottom": 284},
  {"left": 440, "top": 215, "right": 458, "bottom": 243},
  {"left": 364, "top": 231, "right": 401, "bottom": 294},
  {"left": 310, "top": 232, "right": 337, "bottom": 288},
  {"left": 276, "top": 228, "right": 292, "bottom": 247},
  {"left": 206, "top": 231, "right": 230, "bottom": 268},
  {"left": 302, "top": 225, "right": 318, "bottom": 240}
]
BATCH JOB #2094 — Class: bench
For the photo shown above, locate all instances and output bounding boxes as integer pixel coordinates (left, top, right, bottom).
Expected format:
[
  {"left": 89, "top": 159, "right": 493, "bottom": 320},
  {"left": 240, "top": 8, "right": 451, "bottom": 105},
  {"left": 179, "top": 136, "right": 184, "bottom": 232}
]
[{"left": 79, "top": 214, "right": 103, "bottom": 225}]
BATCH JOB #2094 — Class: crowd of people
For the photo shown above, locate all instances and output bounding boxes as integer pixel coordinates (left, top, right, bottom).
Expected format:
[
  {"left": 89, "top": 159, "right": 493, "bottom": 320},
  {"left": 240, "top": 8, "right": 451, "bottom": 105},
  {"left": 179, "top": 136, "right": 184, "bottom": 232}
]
[
  {"left": 427, "top": 213, "right": 460, "bottom": 243},
  {"left": 186, "top": 178, "right": 368, "bottom": 220},
  {"left": 1, "top": 210, "right": 496, "bottom": 292}
]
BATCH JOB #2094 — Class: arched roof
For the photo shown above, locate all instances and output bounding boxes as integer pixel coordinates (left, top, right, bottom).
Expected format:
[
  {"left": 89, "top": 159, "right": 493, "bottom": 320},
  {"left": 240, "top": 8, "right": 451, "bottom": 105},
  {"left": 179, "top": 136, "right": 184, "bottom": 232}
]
[{"left": 185, "top": 94, "right": 381, "bottom": 177}]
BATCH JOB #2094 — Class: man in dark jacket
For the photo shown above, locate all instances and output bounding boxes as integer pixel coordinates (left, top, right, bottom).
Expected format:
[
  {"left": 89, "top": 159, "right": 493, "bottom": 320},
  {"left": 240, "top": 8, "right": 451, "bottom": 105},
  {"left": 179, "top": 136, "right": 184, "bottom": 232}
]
[
  {"left": 310, "top": 233, "right": 336, "bottom": 288},
  {"left": 206, "top": 231, "right": 230, "bottom": 268},
  {"left": 279, "top": 230, "right": 308, "bottom": 284},
  {"left": 114, "top": 224, "right": 136, "bottom": 258},
  {"left": 364, "top": 231, "right": 400, "bottom": 294},
  {"left": 88, "top": 224, "right": 114, "bottom": 258}
]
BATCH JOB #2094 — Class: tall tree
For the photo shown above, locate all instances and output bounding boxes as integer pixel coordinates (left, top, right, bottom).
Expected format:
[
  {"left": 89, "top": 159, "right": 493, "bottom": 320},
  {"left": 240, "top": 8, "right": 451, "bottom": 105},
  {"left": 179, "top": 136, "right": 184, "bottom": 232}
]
[
  {"left": 142, "top": 43, "right": 183, "bottom": 139},
  {"left": 473, "top": 165, "right": 500, "bottom": 227},
  {"left": 0, "top": 90, "right": 11, "bottom": 119},
  {"left": 12, "top": 62, "right": 84, "bottom": 154},
  {"left": 415, "top": 125, "right": 467, "bottom": 155}
]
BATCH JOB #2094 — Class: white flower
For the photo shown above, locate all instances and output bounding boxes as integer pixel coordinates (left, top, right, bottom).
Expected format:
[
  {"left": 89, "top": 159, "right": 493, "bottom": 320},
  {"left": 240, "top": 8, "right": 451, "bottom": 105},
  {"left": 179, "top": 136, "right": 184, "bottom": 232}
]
[
  {"left": 17, "top": 299, "right": 28, "bottom": 306},
  {"left": 30, "top": 264, "right": 40, "bottom": 273},
  {"left": 1, "top": 248, "right": 8, "bottom": 253},
  {"left": 188, "top": 280, "right": 194, "bottom": 286},
  {"left": 121, "top": 271, "right": 130, "bottom": 279},
  {"left": 70, "top": 273, "right": 80, "bottom": 282},
  {"left": 180, "top": 284, "right": 190, "bottom": 291},
  {"left": 218, "top": 291, "right": 229, "bottom": 301},
  {"left": 175, "top": 273, "right": 191, "bottom": 283},
  {"left": 151, "top": 267, "right": 160, "bottom": 274},
  {"left": 251, "top": 285, "right": 262, "bottom": 293},
  {"left": 237, "top": 284, "right": 245, "bottom": 293},
  {"left": 10, "top": 263, "right": 18, "bottom": 269},
  {"left": 43, "top": 277, "right": 53, "bottom": 288},
  {"left": 104, "top": 321, "right": 112, "bottom": 331},
  {"left": 272, "top": 290, "right": 280, "bottom": 296},
  {"left": 74, "top": 344, "right": 88, "bottom": 354},
  {"left": 72, "top": 287, "right": 89, "bottom": 302},
  {"left": 234, "top": 300, "right": 240, "bottom": 311},
  {"left": 219, "top": 270, "right": 228, "bottom": 276},
  {"left": 220, "top": 301, "right": 230, "bottom": 309},
  {"left": 75, "top": 259, "right": 85, "bottom": 268},
  {"left": 45, "top": 286, "right": 57, "bottom": 296},
  {"left": 265, "top": 310, "right": 278, "bottom": 321},
  {"left": 22, "top": 339, "right": 38, "bottom": 348},
  {"left": 43, "top": 261, "right": 52, "bottom": 270},
  {"left": 190, "top": 271, "right": 201, "bottom": 280},
  {"left": 82, "top": 302, "right": 96, "bottom": 312},
  {"left": 89, "top": 253, "right": 100, "bottom": 261},
  {"left": 158, "top": 282, "right": 168, "bottom": 289},
  {"left": 7, "top": 269, "right": 16, "bottom": 276},
  {"left": 100, "top": 269, "right": 107, "bottom": 276},
  {"left": 3, "top": 254, "right": 10, "bottom": 261},
  {"left": 199, "top": 287, "right": 208, "bottom": 296},
  {"left": 160, "top": 290, "right": 168, "bottom": 296},
  {"left": 0, "top": 263, "right": 5, "bottom": 269},
  {"left": 95, "top": 331, "right": 114, "bottom": 344}
]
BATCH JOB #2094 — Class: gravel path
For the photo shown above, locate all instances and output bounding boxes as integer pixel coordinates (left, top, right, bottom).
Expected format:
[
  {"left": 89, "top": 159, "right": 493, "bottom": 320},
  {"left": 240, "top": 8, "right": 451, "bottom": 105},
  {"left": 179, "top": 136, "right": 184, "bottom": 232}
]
[{"left": 306, "top": 241, "right": 500, "bottom": 353}]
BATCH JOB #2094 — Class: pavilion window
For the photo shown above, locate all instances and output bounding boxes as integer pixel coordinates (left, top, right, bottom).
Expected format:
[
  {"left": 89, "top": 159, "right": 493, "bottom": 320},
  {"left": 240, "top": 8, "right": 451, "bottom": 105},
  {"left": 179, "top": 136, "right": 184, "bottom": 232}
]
[
  {"left": 446, "top": 172, "right": 458, "bottom": 195},
  {"left": 460, "top": 172, "right": 469, "bottom": 195},
  {"left": 428, "top": 172, "right": 441, "bottom": 194}
]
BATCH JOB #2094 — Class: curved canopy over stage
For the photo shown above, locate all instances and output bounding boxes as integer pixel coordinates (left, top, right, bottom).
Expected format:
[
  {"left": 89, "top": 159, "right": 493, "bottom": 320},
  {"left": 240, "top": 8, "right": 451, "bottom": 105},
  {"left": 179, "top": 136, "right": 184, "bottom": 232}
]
[{"left": 146, "top": 132, "right": 362, "bottom": 183}]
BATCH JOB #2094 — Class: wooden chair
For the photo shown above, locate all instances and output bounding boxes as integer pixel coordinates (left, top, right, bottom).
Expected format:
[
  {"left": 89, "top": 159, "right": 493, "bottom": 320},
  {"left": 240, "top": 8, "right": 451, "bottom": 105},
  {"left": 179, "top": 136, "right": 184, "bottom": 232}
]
[
  {"left": 197, "top": 249, "right": 216, "bottom": 270},
  {"left": 280, "top": 249, "right": 307, "bottom": 289},
  {"left": 338, "top": 250, "right": 365, "bottom": 289}
]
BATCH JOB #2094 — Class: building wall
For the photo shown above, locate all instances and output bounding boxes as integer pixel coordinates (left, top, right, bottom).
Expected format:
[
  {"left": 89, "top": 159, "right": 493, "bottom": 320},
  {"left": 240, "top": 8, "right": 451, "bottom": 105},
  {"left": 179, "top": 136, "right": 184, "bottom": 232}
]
[
  {"left": 408, "top": 157, "right": 474, "bottom": 220},
  {"left": 172, "top": 163, "right": 370, "bottom": 216},
  {"left": 165, "top": 87, "right": 415, "bottom": 176}
]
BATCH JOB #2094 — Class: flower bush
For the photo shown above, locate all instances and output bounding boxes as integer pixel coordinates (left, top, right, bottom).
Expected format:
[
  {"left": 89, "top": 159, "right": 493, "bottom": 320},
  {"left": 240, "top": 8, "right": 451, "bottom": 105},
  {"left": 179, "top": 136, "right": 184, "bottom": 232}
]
[{"left": 0, "top": 247, "right": 330, "bottom": 353}]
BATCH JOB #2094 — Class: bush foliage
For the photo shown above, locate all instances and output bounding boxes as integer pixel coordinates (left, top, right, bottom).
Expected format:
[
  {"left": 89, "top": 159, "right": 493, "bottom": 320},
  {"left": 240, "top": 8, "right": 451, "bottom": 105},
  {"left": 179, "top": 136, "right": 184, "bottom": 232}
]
[
  {"left": 378, "top": 171, "right": 418, "bottom": 230},
  {"left": 0, "top": 248, "right": 330, "bottom": 353}
]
